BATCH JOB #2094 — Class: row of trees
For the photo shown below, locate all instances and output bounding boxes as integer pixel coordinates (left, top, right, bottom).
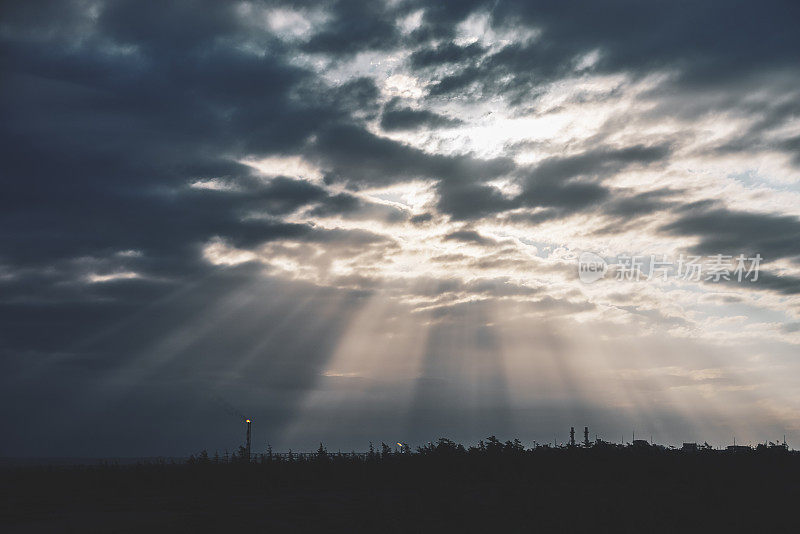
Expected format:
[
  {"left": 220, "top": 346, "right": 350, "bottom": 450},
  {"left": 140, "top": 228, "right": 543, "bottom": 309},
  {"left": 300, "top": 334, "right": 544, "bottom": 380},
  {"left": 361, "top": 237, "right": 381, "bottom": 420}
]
[
  {"left": 187, "top": 436, "right": 577, "bottom": 464},
  {"left": 187, "top": 434, "right": 796, "bottom": 465}
]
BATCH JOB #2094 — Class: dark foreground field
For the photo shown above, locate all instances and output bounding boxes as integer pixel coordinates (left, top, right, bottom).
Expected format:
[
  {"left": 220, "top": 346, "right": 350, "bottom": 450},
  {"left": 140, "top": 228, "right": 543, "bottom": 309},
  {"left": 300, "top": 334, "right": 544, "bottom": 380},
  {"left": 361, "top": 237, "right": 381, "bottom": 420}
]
[{"left": 2, "top": 446, "right": 798, "bottom": 533}]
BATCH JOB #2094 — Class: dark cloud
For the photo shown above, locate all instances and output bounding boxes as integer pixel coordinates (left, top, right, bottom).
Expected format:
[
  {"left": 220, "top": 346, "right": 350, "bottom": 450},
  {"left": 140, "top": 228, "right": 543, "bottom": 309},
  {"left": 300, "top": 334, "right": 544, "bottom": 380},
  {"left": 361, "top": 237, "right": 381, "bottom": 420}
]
[
  {"left": 602, "top": 188, "right": 684, "bottom": 219},
  {"left": 405, "top": 0, "right": 490, "bottom": 43},
  {"left": 307, "top": 192, "right": 409, "bottom": 222},
  {"left": 402, "top": 0, "right": 800, "bottom": 162},
  {"left": 662, "top": 206, "right": 800, "bottom": 261},
  {"left": 312, "top": 123, "right": 515, "bottom": 186},
  {"left": 238, "top": 176, "right": 330, "bottom": 215},
  {"left": 408, "top": 41, "right": 487, "bottom": 68},
  {"left": 300, "top": 0, "right": 401, "bottom": 55},
  {"left": 0, "top": 2, "right": 389, "bottom": 284},
  {"left": 2, "top": 0, "right": 799, "bottom": 456},
  {"left": 435, "top": 180, "right": 517, "bottom": 221},
  {"left": 779, "top": 135, "right": 800, "bottom": 167},
  {"left": 516, "top": 144, "right": 672, "bottom": 215},
  {"left": 443, "top": 229, "right": 500, "bottom": 247},
  {"left": 693, "top": 270, "right": 800, "bottom": 297},
  {"left": 747, "top": 271, "right": 800, "bottom": 296},
  {"left": 491, "top": 1, "right": 798, "bottom": 92},
  {"left": 410, "top": 213, "right": 434, "bottom": 224},
  {"left": 526, "top": 145, "right": 673, "bottom": 184},
  {"left": 97, "top": 0, "right": 243, "bottom": 49},
  {"left": 0, "top": 1, "right": 407, "bottom": 343},
  {"left": 437, "top": 143, "right": 672, "bottom": 222},
  {"left": 380, "top": 104, "right": 463, "bottom": 131},
  {"left": 426, "top": 41, "right": 576, "bottom": 98},
  {"left": 304, "top": 0, "right": 797, "bottom": 109}
]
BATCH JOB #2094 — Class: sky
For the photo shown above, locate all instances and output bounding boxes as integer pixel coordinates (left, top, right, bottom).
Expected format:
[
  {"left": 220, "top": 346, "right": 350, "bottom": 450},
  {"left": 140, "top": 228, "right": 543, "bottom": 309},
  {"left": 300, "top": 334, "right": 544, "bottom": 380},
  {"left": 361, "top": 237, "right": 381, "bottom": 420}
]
[{"left": 1, "top": 0, "right": 800, "bottom": 457}]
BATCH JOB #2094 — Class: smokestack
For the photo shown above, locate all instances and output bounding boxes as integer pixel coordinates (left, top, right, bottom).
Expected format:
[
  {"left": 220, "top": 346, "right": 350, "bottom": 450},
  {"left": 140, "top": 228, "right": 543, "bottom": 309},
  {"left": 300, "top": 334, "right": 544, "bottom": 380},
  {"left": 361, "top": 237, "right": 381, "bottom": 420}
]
[
  {"left": 584, "top": 427, "right": 590, "bottom": 447},
  {"left": 245, "top": 419, "right": 251, "bottom": 462},
  {"left": 570, "top": 427, "right": 575, "bottom": 447}
]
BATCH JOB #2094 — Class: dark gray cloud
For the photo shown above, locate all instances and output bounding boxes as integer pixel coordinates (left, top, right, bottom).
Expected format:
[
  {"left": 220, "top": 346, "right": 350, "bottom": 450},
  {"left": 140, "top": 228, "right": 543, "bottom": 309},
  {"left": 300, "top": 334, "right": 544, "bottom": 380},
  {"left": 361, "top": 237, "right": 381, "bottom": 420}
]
[
  {"left": 779, "top": 135, "right": 800, "bottom": 168},
  {"left": 410, "top": 213, "right": 434, "bottom": 224},
  {"left": 380, "top": 100, "right": 463, "bottom": 131},
  {"left": 0, "top": 3, "right": 402, "bottom": 458},
  {"left": 405, "top": 0, "right": 490, "bottom": 43},
  {"left": 746, "top": 271, "right": 800, "bottom": 296},
  {"left": 443, "top": 229, "right": 500, "bottom": 247},
  {"left": 694, "top": 270, "right": 800, "bottom": 297},
  {"left": 603, "top": 188, "right": 684, "bottom": 219},
  {"left": 516, "top": 144, "right": 673, "bottom": 217},
  {"left": 662, "top": 205, "right": 800, "bottom": 262},
  {"left": 415, "top": 0, "right": 800, "bottom": 98},
  {"left": 409, "top": 41, "right": 487, "bottom": 68},
  {"left": 0, "top": 2, "right": 390, "bottom": 282},
  {"left": 437, "top": 143, "right": 672, "bottom": 221},
  {"left": 307, "top": 192, "right": 409, "bottom": 222},
  {"left": 312, "top": 123, "right": 515, "bottom": 186},
  {"left": 436, "top": 180, "right": 517, "bottom": 221},
  {"left": 300, "top": 0, "right": 402, "bottom": 55},
  {"left": 2, "top": 0, "right": 799, "bottom": 456},
  {"left": 656, "top": 203, "right": 800, "bottom": 296}
]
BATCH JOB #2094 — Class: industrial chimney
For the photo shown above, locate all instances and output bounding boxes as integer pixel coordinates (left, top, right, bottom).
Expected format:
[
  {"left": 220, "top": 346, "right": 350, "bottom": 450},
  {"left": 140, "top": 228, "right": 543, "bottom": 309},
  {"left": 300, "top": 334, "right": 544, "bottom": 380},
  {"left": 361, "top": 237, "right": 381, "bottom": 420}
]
[
  {"left": 570, "top": 427, "right": 575, "bottom": 447},
  {"left": 584, "top": 427, "right": 590, "bottom": 447},
  {"left": 245, "top": 419, "right": 251, "bottom": 462}
]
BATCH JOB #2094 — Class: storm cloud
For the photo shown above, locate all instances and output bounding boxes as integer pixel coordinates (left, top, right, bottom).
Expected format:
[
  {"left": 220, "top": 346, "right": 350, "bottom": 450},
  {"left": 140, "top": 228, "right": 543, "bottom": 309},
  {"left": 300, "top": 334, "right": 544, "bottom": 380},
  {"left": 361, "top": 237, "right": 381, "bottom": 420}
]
[{"left": 2, "top": 0, "right": 800, "bottom": 456}]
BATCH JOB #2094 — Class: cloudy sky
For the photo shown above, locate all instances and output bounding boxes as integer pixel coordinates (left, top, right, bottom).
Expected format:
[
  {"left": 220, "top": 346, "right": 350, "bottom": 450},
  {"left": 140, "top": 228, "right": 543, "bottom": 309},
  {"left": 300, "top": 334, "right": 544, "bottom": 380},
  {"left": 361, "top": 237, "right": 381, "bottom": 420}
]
[{"left": 2, "top": 0, "right": 800, "bottom": 456}]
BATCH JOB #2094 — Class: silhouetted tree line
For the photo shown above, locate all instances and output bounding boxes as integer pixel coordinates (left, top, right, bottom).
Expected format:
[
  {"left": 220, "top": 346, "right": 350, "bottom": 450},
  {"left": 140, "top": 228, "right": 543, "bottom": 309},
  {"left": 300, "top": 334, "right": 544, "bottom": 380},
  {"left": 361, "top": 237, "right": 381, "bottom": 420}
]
[
  {"left": 185, "top": 434, "right": 793, "bottom": 465},
  {"left": 4, "top": 436, "right": 799, "bottom": 533}
]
